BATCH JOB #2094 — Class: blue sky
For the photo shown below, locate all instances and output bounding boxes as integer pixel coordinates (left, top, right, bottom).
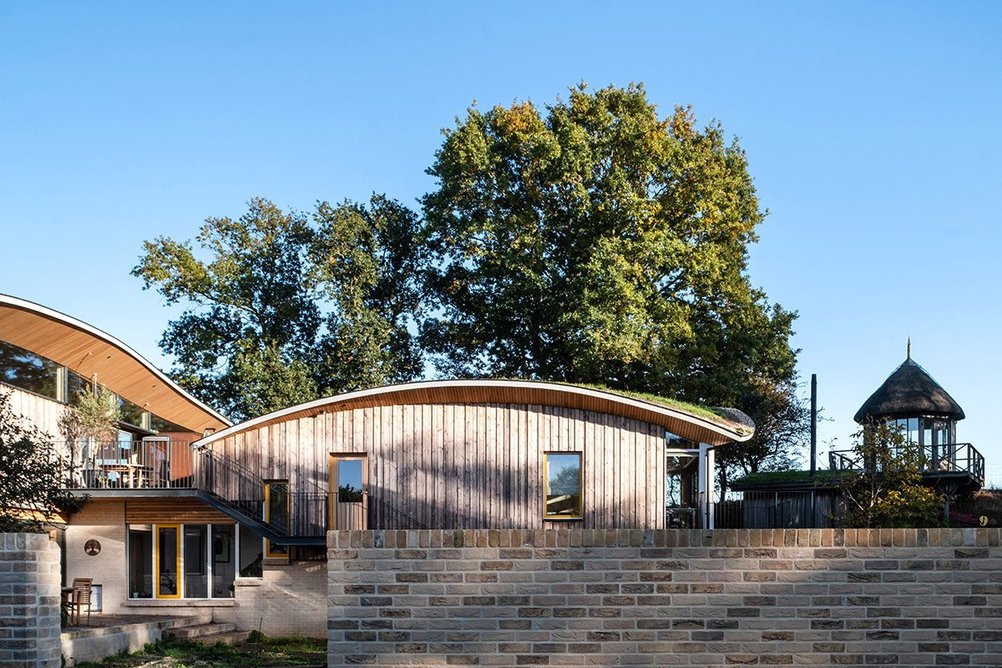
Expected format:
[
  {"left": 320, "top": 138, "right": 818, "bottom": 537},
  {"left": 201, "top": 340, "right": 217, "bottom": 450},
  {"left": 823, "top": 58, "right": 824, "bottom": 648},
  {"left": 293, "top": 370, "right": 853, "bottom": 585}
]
[{"left": 2, "top": 2, "right": 1000, "bottom": 482}]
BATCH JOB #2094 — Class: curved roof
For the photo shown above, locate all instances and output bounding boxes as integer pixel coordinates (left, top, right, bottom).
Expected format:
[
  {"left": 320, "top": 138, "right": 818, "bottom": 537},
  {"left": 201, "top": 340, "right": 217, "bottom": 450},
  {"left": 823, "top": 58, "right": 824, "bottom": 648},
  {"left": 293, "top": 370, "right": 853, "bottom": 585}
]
[
  {"left": 854, "top": 357, "right": 965, "bottom": 423},
  {"left": 196, "top": 379, "right": 755, "bottom": 447},
  {"left": 0, "top": 294, "right": 231, "bottom": 433}
]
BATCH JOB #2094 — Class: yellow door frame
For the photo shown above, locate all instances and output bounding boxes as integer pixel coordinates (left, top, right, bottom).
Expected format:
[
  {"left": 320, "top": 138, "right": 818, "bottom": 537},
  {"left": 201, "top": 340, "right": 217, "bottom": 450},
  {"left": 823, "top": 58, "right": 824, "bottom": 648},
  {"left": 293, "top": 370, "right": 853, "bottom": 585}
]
[{"left": 154, "top": 524, "right": 181, "bottom": 599}]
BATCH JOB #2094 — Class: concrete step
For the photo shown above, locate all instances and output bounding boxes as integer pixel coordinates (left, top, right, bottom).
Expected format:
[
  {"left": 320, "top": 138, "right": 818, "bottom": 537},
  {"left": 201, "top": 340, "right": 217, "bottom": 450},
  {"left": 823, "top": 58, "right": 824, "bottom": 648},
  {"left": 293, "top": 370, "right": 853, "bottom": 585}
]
[
  {"left": 162, "top": 613, "right": 213, "bottom": 630},
  {"left": 166, "top": 622, "right": 237, "bottom": 640},
  {"left": 194, "top": 629, "right": 253, "bottom": 646}
]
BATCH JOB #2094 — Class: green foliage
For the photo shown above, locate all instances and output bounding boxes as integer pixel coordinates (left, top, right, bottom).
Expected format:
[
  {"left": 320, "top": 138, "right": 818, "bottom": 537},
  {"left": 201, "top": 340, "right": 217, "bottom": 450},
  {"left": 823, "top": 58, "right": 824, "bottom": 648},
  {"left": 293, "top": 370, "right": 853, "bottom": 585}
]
[
  {"left": 74, "top": 634, "right": 326, "bottom": 667},
  {"left": 133, "top": 196, "right": 422, "bottom": 420},
  {"left": 69, "top": 386, "right": 120, "bottom": 441},
  {"left": 421, "top": 83, "right": 802, "bottom": 488},
  {"left": 0, "top": 389, "right": 75, "bottom": 532},
  {"left": 839, "top": 421, "right": 946, "bottom": 528}
]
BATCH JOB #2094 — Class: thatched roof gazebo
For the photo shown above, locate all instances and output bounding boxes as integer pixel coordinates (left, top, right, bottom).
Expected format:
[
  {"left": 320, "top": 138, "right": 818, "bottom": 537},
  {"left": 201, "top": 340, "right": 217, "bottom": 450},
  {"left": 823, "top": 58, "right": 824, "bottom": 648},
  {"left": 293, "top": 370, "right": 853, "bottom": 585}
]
[
  {"left": 846, "top": 346, "right": 983, "bottom": 493},
  {"left": 854, "top": 356, "right": 965, "bottom": 423}
]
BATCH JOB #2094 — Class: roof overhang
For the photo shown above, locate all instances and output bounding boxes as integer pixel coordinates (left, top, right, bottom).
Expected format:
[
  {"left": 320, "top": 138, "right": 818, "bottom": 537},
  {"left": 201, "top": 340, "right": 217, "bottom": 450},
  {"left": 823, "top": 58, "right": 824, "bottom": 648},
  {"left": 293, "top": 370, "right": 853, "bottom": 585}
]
[
  {"left": 0, "top": 294, "right": 231, "bottom": 434},
  {"left": 196, "top": 379, "right": 754, "bottom": 448}
]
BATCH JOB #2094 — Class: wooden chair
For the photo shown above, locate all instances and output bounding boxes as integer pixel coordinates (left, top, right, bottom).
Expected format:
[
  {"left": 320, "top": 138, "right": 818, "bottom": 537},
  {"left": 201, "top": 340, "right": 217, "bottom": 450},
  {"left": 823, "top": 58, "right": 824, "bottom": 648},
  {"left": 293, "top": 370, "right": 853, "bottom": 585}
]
[{"left": 69, "top": 578, "right": 93, "bottom": 626}]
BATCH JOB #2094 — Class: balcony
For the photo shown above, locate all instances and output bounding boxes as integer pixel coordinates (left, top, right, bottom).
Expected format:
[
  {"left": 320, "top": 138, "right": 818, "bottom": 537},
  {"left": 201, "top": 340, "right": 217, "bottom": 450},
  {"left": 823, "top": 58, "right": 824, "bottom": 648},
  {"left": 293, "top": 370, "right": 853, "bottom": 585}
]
[{"left": 828, "top": 442, "right": 985, "bottom": 490}]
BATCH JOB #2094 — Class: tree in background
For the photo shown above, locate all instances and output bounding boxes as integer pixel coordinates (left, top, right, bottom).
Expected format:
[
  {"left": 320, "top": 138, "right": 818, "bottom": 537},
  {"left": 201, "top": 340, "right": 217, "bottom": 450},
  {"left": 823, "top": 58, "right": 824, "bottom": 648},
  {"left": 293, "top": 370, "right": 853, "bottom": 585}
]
[
  {"left": 839, "top": 421, "right": 944, "bottom": 528},
  {"left": 133, "top": 196, "right": 422, "bottom": 420},
  {"left": 421, "top": 83, "right": 804, "bottom": 492},
  {"left": 309, "top": 196, "right": 425, "bottom": 392},
  {"left": 0, "top": 389, "right": 75, "bottom": 532}
]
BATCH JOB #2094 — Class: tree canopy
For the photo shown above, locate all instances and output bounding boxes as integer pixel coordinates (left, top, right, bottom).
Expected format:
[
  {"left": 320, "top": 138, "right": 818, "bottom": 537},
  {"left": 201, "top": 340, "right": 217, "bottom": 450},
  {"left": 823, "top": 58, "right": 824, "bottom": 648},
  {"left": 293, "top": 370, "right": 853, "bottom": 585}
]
[
  {"left": 136, "top": 84, "right": 806, "bottom": 484},
  {"left": 133, "top": 196, "right": 422, "bottom": 420},
  {"left": 421, "top": 83, "right": 804, "bottom": 490}
]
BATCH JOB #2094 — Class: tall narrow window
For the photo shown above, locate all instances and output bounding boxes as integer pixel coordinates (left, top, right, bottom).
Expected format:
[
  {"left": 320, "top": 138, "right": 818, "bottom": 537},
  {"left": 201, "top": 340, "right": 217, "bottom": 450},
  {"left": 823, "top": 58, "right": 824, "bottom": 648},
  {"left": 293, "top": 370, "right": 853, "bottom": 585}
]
[
  {"left": 128, "top": 526, "right": 153, "bottom": 599},
  {"left": 210, "top": 524, "right": 236, "bottom": 598},
  {"left": 183, "top": 525, "right": 208, "bottom": 598},
  {"left": 155, "top": 525, "right": 180, "bottom": 598},
  {"left": 544, "top": 452, "right": 583, "bottom": 519},
  {"left": 330, "top": 455, "right": 367, "bottom": 530},
  {"left": 264, "top": 481, "right": 289, "bottom": 559}
]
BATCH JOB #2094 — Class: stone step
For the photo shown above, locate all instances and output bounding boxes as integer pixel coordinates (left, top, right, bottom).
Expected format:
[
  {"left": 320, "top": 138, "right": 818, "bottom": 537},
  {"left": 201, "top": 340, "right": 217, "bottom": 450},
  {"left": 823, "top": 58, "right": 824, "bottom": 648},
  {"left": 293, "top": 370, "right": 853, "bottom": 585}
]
[{"left": 166, "top": 622, "right": 237, "bottom": 639}]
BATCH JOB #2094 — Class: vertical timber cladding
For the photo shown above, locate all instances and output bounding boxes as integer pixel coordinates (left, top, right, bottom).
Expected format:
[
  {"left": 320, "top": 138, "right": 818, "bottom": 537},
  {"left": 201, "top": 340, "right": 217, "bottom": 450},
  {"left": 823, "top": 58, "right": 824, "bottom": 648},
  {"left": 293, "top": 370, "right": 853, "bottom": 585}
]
[{"left": 209, "top": 403, "right": 668, "bottom": 530}]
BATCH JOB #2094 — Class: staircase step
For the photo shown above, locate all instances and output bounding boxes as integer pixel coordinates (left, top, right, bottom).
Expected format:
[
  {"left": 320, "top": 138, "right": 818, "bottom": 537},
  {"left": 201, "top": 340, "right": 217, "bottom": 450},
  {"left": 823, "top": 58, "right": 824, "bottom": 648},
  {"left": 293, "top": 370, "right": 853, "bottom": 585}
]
[
  {"left": 193, "top": 629, "right": 253, "bottom": 646},
  {"left": 166, "top": 622, "right": 237, "bottom": 639}
]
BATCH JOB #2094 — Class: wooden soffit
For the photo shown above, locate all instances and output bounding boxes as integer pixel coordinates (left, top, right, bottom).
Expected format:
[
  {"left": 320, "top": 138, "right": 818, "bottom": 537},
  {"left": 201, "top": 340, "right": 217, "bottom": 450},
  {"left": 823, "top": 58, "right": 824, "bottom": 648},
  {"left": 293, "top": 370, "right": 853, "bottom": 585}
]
[
  {"left": 0, "top": 294, "right": 231, "bottom": 434},
  {"left": 198, "top": 380, "right": 754, "bottom": 448}
]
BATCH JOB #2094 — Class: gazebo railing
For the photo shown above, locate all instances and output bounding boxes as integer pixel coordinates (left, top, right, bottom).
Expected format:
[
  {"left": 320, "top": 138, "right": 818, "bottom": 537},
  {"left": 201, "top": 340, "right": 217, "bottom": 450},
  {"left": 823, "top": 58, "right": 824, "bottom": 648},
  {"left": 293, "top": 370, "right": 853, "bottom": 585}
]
[{"left": 828, "top": 442, "right": 984, "bottom": 486}]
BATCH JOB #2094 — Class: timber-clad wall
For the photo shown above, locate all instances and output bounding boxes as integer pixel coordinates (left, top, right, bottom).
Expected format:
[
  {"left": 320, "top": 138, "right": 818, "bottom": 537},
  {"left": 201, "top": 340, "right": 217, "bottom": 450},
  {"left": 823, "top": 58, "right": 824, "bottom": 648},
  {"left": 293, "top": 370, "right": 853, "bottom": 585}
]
[
  {"left": 208, "top": 404, "right": 668, "bottom": 530},
  {"left": 1, "top": 383, "right": 66, "bottom": 449},
  {"left": 124, "top": 497, "right": 233, "bottom": 524}
]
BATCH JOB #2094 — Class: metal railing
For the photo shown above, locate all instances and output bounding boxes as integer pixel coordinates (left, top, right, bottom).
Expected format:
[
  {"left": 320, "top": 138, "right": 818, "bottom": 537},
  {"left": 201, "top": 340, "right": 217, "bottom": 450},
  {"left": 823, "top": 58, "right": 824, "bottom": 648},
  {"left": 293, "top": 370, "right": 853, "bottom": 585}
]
[
  {"left": 62, "top": 438, "right": 196, "bottom": 490},
  {"left": 828, "top": 442, "right": 984, "bottom": 486}
]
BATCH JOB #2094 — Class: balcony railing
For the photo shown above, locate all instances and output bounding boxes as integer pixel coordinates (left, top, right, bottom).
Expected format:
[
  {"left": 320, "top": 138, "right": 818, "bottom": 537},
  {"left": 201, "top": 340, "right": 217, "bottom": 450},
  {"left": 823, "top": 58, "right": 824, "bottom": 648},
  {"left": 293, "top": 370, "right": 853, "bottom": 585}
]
[
  {"left": 828, "top": 442, "right": 984, "bottom": 486},
  {"left": 63, "top": 438, "right": 197, "bottom": 490}
]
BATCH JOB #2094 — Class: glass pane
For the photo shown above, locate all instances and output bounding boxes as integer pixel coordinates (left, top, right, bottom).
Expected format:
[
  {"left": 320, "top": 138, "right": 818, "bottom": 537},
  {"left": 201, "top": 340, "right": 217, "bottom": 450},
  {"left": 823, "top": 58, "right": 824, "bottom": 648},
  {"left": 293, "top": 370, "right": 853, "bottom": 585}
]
[
  {"left": 265, "top": 482, "right": 289, "bottom": 556},
  {"left": 239, "top": 525, "right": 263, "bottom": 577},
  {"left": 157, "top": 527, "right": 178, "bottom": 597},
  {"left": 267, "top": 482, "right": 289, "bottom": 533},
  {"left": 183, "top": 525, "right": 208, "bottom": 598},
  {"left": 128, "top": 527, "right": 153, "bottom": 598},
  {"left": 337, "top": 460, "right": 364, "bottom": 502},
  {"left": 119, "top": 396, "right": 145, "bottom": 428},
  {"left": 67, "top": 371, "right": 91, "bottom": 404},
  {"left": 0, "top": 341, "right": 59, "bottom": 399},
  {"left": 211, "top": 525, "right": 236, "bottom": 598},
  {"left": 545, "top": 453, "right": 582, "bottom": 517}
]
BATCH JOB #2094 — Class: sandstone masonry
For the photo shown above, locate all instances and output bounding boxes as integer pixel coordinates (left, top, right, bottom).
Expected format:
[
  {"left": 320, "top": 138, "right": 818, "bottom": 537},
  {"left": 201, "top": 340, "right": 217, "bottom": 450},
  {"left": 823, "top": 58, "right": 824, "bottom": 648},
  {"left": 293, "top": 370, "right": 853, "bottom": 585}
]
[
  {"left": 0, "top": 533, "right": 61, "bottom": 668},
  {"left": 327, "top": 529, "right": 1002, "bottom": 667}
]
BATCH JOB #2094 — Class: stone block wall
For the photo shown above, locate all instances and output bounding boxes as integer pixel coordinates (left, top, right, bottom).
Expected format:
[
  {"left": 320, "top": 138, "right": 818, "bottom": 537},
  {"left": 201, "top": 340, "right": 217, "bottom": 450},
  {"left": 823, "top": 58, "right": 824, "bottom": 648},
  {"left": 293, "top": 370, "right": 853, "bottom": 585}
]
[
  {"left": 0, "top": 533, "right": 61, "bottom": 668},
  {"left": 219, "top": 560, "right": 327, "bottom": 637},
  {"left": 328, "top": 528, "right": 1002, "bottom": 667}
]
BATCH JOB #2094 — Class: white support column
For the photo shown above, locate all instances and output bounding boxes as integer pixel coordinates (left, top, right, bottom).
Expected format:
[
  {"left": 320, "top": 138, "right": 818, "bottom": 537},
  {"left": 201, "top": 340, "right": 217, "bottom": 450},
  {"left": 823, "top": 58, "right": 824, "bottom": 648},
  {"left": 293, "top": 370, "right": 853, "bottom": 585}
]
[{"left": 698, "top": 443, "right": 716, "bottom": 529}]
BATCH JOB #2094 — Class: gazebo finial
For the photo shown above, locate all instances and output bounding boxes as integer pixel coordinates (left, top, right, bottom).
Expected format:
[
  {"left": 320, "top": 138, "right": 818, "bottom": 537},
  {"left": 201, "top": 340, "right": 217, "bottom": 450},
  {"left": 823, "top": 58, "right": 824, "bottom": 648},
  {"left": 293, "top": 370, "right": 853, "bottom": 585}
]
[{"left": 907, "top": 337, "right": 911, "bottom": 360}]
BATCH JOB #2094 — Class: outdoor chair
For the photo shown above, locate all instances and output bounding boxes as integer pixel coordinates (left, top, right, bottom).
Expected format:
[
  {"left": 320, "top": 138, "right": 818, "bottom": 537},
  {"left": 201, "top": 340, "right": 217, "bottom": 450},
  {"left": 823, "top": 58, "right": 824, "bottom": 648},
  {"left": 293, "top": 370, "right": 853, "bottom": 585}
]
[{"left": 69, "top": 578, "right": 93, "bottom": 625}]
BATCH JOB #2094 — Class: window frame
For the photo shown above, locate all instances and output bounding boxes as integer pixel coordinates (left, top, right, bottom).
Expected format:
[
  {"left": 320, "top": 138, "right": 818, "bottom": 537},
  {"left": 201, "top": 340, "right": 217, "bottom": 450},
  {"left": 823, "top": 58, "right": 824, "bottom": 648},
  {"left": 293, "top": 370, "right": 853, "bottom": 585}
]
[
  {"left": 263, "top": 480, "right": 290, "bottom": 559},
  {"left": 543, "top": 451, "right": 584, "bottom": 521}
]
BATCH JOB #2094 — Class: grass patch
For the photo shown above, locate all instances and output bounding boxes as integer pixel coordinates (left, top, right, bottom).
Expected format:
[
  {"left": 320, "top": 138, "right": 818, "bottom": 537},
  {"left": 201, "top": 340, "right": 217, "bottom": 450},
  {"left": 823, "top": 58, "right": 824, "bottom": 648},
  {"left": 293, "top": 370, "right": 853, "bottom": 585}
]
[
  {"left": 75, "top": 635, "right": 325, "bottom": 667},
  {"left": 732, "top": 469, "right": 844, "bottom": 488},
  {"left": 566, "top": 383, "right": 752, "bottom": 433}
]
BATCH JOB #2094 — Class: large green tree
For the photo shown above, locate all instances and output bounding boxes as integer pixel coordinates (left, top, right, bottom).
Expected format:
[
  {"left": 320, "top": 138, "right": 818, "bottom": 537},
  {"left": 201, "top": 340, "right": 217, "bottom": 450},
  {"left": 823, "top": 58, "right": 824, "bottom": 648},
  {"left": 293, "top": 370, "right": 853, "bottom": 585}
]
[
  {"left": 421, "top": 83, "right": 804, "bottom": 490},
  {"left": 133, "top": 196, "right": 422, "bottom": 420}
]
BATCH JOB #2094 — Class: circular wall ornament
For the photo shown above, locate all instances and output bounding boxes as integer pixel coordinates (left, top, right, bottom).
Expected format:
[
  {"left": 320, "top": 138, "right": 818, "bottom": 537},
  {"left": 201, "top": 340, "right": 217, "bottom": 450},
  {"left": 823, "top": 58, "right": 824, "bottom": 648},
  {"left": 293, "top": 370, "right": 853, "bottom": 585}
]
[{"left": 84, "top": 539, "right": 101, "bottom": 556}]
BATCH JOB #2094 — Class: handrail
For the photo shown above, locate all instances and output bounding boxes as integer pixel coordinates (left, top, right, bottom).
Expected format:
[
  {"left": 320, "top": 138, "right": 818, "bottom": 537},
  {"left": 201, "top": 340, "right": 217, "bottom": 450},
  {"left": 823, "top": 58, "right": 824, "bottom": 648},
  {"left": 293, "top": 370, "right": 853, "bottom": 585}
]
[{"left": 827, "top": 442, "right": 984, "bottom": 485}]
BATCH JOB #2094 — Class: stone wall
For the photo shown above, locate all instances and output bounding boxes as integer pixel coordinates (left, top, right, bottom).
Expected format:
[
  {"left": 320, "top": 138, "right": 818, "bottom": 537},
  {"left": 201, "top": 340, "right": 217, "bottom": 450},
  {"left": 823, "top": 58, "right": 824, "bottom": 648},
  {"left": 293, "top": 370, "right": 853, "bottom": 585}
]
[
  {"left": 328, "top": 528, "right": 1002, "bottom": 667},
  {"left": 0, "top": 533, "right": 61, "bottom": 668}
]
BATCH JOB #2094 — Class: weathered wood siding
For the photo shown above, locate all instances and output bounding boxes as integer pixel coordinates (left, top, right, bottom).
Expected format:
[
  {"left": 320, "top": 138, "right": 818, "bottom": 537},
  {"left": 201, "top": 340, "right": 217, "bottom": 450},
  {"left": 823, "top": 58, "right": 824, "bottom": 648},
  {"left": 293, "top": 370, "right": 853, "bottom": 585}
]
[
  {"left": 209, "top": 403, "right": 667, "bottom": 530},
  {"left": 2, "top": 383, "right": 68, "bottom": 454}
]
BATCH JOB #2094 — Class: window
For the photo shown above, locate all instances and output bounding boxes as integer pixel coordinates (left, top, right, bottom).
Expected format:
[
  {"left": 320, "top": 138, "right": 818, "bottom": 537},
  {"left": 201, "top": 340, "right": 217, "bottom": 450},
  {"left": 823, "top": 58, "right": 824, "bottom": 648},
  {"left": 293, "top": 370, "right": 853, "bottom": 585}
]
[
  {"left": 544, "top": 452, "right": 583, "bottom": 519},
  {"left": 264, "top": 481, "right": 289, "bottom": 558},
  {"left": 128, "top": 526, "right": 154, "bottom": 598},
  {"left": 129, "top": 523, "right": 239, "bottom": 599},
  {"left": 156, "top": 525, "right": 180, "bottom": 599},
  {"left": 330, "top": 455, "right": 367, "bottom": 530},
  {"left": 0, "top": 340, "right": 59, "bottom": 399}
]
